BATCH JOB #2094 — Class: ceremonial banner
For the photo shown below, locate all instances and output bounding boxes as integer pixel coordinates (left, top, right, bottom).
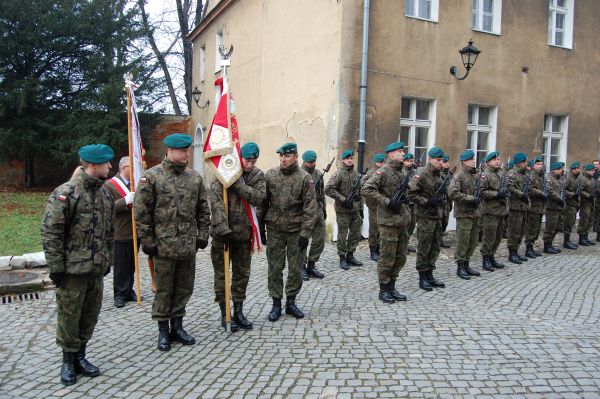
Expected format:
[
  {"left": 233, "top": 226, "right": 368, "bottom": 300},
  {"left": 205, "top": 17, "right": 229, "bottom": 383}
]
[{"left": 127, "top": 84, "right": 145, "bottom": 187}]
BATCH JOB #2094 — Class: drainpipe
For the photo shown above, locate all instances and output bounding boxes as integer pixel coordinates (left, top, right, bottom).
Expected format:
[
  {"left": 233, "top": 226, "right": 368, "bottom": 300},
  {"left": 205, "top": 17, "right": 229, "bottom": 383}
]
[{"left": 357, "top": 0, "right": 370, "bottom": 174}]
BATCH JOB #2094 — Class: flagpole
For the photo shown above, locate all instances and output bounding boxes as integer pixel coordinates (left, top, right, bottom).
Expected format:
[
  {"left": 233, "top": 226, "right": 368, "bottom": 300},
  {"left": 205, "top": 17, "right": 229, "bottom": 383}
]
[{"left": 125, "top": 77, "right": 142, "bottom": 305}]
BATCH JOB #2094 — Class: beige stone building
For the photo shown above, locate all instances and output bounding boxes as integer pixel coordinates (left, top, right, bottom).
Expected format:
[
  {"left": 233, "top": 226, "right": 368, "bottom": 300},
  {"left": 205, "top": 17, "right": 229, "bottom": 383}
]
[{"left": 189, "top": 0, "right": 600, "bottom": 173}]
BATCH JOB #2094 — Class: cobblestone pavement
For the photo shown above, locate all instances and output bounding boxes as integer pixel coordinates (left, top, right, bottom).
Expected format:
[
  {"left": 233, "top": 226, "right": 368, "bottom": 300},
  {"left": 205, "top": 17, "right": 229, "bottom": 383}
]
[{"left": 1, "top": 236, "right": 600, "bottom": 399}]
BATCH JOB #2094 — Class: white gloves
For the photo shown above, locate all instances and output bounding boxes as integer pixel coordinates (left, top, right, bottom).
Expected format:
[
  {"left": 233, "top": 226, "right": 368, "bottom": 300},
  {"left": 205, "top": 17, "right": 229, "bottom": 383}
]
[{"left": 125, "top": 192, "right": 135, "bottom": 205}]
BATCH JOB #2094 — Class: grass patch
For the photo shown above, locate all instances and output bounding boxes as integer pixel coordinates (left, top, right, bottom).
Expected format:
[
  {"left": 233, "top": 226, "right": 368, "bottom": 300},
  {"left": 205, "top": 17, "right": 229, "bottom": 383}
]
[{"left": 0, "top": 191, "right": 50, "bottom": 256}]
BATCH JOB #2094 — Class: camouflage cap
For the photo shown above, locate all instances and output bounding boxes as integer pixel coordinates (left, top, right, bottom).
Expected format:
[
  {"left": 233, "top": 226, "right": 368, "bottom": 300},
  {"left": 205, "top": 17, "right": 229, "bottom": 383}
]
[
  {"left": 276, "top": 142, "right": 297, "bottom": 154},
  {"left": 163, "top": 133, "right": 192, "bottom": 149},
  {"left": 78, "top": 144, "right": 114, "bottom": 164},
  {"left": 241, "top": 142, "right": 260, "bottom": 159},
  {"left": 302, "top": 150, "right": 317, "bottom": 162}
]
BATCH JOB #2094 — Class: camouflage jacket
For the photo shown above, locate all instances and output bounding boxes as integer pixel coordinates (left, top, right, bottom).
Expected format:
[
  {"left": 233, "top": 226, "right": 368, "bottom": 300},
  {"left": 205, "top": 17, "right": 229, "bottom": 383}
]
[
  {"left": 480, "top": 166, "right": 509, "bottom": 216},
  {"left": 564, "top": 172, "right": 581, "bottom": 208},
  {"left": 578, "top": 173, "right": 594, "bottom": 208},
  {"left": 546, "top": 172, "right": 565, "bottom": 211},
  {"left": 361, "top": 159, "right": 411, "bottom": 227},
  {"left": 325, "top": 163, "right": 362, "bottom": 214},
  {"left": 361, "top": 167, "right": 380, "bottom": 209},
  {"left": 448, "top": 165, "right": 480, "bottom": 219},
  {"left": 134, "top": 158, "right": 210, "bottom": 260},
  {"left": 41, "top": 171, "right": 114, "bottom": 276},
  {"left": 302, "top": 164, "right": 326, "bottom": 215},
  {"left": 528, "top": 169, "right": 547, "bottom": 215},
  {"left": 262, "top": 161, "right": 317, "bottom": 238},
  {"left": 407, "top": 162, "right": 443, "bottom": 219},
  {"left": 507, "top": 166, "right": 530, "bottom": 212},
  {"left": 440, "top": 168, "right": 453, "bottom": 215},
  {"left": 209, "top": 167, "right": 266, "bottom": 242}
]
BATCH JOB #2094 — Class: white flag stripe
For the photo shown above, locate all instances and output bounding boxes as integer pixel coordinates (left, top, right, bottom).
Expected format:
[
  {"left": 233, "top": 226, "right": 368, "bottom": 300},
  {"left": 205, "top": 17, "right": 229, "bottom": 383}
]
[{"left": 129, "top": 90, "right": 145, "bottom": 187}]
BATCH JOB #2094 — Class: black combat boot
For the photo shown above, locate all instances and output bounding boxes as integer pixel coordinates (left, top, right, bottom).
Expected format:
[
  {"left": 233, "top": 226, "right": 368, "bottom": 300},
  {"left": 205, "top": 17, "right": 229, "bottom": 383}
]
[
  {"left": 339, "top": 255, "right": 349, "bottom": 270},
  {"left": 585, "top": 234, "right": 596, "bottom": 245},
  {"left": 490, "top": 255, "right": 505, "bottom": 269},
  {"left": 578, "top": 234, "right": 591, "bottom": 246},
  {"left": 418, "top": 271, "right": 433, "bottom": 291},
  {"left": 370, "top": 245, "right": 379, "bottom": 261},
  {"left": 481, "top": 256, "right": 495, "bottom": 272},
  {"left": 285, "top": 296, "right": 305, "bottom": 319},
  {"left": 346, "top": 252, "right": 363, "bottom": 266},
  {"left": 268, "top": 298, "right": 282, "bottom": 322},
  {"left": 464, "top": 261, "right": 480, "bottom": 276},
  {"left": 543, "top": 242, "right": 559, "bottom": 254},
  {"left": 170, "top": 317, "right": 196, "bottom": 345},
  {"left": 233, "top": 302, "right": 253, "bottom": 330},
  {"left": 157, "top": 321, "right": 171, "bottom": 352},
  {"left": 306, "top": 260, "right": 324, "bottom": 279},
  {"left": 378, "top": 283, "right": 395, "bottom": 303},
  {"left": 302, "top": 263, "right": 309, "bottom": 281},
  {"left": 427, "top": 269, "right": 445, "bottom": 288},
  {"left": 456, "top": 261, "right": 470, "bottom": 280},
  {"left": 532, "top": 245, "right": 543, "bottom": 257},
  {"left": 517, "top": 248, "right": 528, "bottom": 262},
  {"left": 525, "top": 244, "right": 537, "bottom": 259},
  {"left": 563, "top": 234, "right": 578, "bottom": 249},
  {"left": 219, "top": 302, "right": 240, "bottom": 332},
  {"left": 440, "top": 240, "right": 451, "bottom": 248},
  {"left": 388, "top": 278, "right": 407, "bottom": 301},
  {"left": 508, "top": 247, "right": 522, "bottom": 264},
  {"left": 75, "top": 344, "right": 100, "bottom": 377},
  {"left": 60, "top": 351, "right": 77, "bottom": 386}
]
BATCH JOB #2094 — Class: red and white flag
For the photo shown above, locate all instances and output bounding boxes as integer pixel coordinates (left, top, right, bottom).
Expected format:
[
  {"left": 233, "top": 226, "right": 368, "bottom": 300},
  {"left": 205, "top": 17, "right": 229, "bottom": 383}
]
[{"left": 127, "top": 81, "right": 146, "bottom": 188}]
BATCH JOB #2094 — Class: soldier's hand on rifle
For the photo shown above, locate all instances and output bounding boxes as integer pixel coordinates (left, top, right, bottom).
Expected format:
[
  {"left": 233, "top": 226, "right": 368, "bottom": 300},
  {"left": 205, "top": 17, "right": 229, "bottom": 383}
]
[
  {"left": 573, "top": 192, "right": 580, "bottom": 200},
  {"left": 496, "top": 191, "right": 508, "bottom": 200},
  {"left": 387, "top": 198, "right": 402, "bottom": 212},
  {"left": 342, "top": 199, "right": 354, "bottom": 209},
  {"left": 196, "top": 238, "right": 209, "bottom": 250},
  {"left": 521, "top": 193, "right": 529, "bottom": 202},
  {"left": 298, "top": 236, "right": 309, "bottom": 250},
  {"left": 142, "top": 244, "right": 158, "bottom": 257},
  {"left": 49, "top": 272, "right": 65, "bottom": 288},
  {"left": 426, "top": 197, "right": 439, "bottom": 206},
  {"left": 473, "top": 198, "right": 481, "bottom": 206}
]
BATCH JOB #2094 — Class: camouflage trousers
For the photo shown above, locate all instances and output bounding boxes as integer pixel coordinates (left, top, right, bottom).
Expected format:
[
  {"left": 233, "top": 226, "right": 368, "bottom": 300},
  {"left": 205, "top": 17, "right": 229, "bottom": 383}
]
[
  {"left": 335, "top": 211, "right": 362, "bottom": 255},
  {"left": 303, "top": 213, "right": 326, "bottom": 263},
  {"left": 415, "top": 217, "right": 442, "bottom": 271},
  {"left": 367, "top": 205, "right": 379, "bottom": 248},
  {"left": 562, "top": 205, "right": 578, "bottom": 234},
  {"left": 594, "top": 200, "right": 600, "bottom": 232},
  {"left": 577, "top": 204, "right": 593, "bottom": 235},
  {"left": 543, "top": 209, "right": 563, "bottom": 243},
  {"left": 56, "top": 275, "right": 103, "bottom": 352},
  {"left": 454, "top": 217, "right": 479, "bottom": 262},
  {"left": 507, "top": 210, "right": 527, "bottom": 249},
  {"left": 267, "top": 229, "right": 303, "bottom": 299},
  {"left": 525, "top": 212, "right": 543, "bottom": 245},
  {"left": 377, "top": 225, "right": 408, "bottom": 284},
  {"left": 152, "top": 256, "right": 195, "bottom": 321},
  {"left": 211, "top": 239, "right": 251, "bottom": 303},
  {"left": 408, "top": 205, "right": 416, "bottom": 236},
  {"left": 480, "top": 214, "right": 505, "bottom": 257},
  {"left": 442, "top": 209, "right": 450, "bottom": 233}
]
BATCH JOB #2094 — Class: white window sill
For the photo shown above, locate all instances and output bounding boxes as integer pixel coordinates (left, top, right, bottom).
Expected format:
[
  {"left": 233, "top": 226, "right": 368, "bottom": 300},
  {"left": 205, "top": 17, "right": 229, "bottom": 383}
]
[
  {"left": 405, "top": 14, "right": 438, "bottom": 23},
  {"left": 548, "top": 43, "right": 573, "bottom": 50},
  {"left": 472, "top": 28, "right": 501, "bottom": 36}
]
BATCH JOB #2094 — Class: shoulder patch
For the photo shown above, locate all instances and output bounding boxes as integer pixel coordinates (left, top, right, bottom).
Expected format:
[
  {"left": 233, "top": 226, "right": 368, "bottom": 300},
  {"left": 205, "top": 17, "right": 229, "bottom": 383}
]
[
  {"left": 57, "top": 195, "right": 67, "bottom": 202},
  {"left": 415, "top": 175, "right": 420, "bottom": 179},
  {"left": 140, "top": 177, "right": 147, "bottom": 183},
  {"left": 453, "top": 175, "right": 459, "bottom": 179},
  {"left": 376, "top": 171, "right": 382, "bottom": 175}
]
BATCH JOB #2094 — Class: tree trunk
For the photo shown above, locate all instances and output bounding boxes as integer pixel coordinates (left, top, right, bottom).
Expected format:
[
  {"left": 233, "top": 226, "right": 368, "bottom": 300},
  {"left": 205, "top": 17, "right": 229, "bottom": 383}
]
[
  {"left": 176, "top": 0, "right": 193, "bottom": 115},
  {"left": 24, "top": 155, "right": 34, "bottom": 188}
]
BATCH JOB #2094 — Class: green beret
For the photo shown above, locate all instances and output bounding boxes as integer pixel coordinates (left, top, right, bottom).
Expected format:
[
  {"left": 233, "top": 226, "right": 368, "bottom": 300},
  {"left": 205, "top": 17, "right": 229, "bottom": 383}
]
[
  {"left": 513, "top": 152, "right": 527, "bottom": 164},
  {"left": 460, "top": 149, "right": 475, "bottom": 161},
  {"left": 373, "top": 153, "right": 386, "bottom": 163},
  {"left": 302, "top": 150, "right": 317, "bottom": 162},
  {"left": 442, "top": 154, "right": 449, "bottom": 162},
  {"left": 428, "top": 147, "right": 444, "bottom": 159},
  {"left": 484, "top": 151, "right": 500, "bottom": 163},
  {"left": 404, "top": 153, "right": 414, "bottom": 160},
  {"left": 384, "top": 142, "right": 405, "bottom": 153},
  {"left": 341, "top": 149, "right": 354, "bottom": 159},
  {"left": 550, "top": 162, "right": 564, "bottom": 171},
  {"left": 276, "top": 142, "right": 297, "bottom": 154},
  {"left": 241, "top": 142, "right": 260, "bottom": 159},
  {"left": 507, "top": 160, "right": 514, "bottom": 169},
  {"left": 533, "top": 155, "right": 543, "bottom": 164},
  {"left": 570, "top": 161, "right": 581, "bottom": 169},
  {"left": 163, "top": 133, "right": 192, "bottom": 149},
  {"left": 78, "top": 144, "right": 114, "bottom": 164},
  {"left": 584, "top": 163, "right": 595, "bottom": 171},
  {"left": 527, "top": 160, "right": 534, "bottom": 168}
]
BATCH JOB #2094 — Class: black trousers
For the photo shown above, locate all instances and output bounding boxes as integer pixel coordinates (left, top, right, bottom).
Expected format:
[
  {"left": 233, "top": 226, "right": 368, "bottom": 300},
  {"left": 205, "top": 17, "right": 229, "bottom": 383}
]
[{"left": 114, "top": 240, "right": 136, "bottom": 301}]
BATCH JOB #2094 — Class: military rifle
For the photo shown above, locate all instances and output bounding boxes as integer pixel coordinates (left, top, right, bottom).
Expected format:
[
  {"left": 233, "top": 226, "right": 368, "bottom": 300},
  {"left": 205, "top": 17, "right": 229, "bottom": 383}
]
[
  {"left": 414, "top": 151, "right": 427, "bottom": 169},
  {"left": 342, "top": 173, "right": 363, "bottom": 208},
  {"left": 391, "top": 169, "right": 414, "bottom": 205},
  {"left": 427, "top": 164, "right": 457, "bottom": 215},
  {"left": 522, "top": 171, "right": 532, "bottom": 204},
  {"left": 315, "top": 156, "right": 336, "bottom": 196},
  {"left": 559, "top": 179, "right": 567, "bottom": 206},
  {"left": 542, "top": 173, "right": 549, "bottom": 202},
  {"left": 474, "top": 160, "right": 485, "bottom": 201}
]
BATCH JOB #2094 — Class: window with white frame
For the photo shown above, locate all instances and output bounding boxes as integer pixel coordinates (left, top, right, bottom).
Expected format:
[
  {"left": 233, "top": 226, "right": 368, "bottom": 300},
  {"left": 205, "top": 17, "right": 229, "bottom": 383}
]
[
  {"left": 405, "top": 0, "right": 439, "bottom": 22},
  {"left": 200, "top": 46, "right": 206, "bottom": 82},
  {"left": 466, "top": 104, "right": 497, "bottom": 165},
  {"left": 548, "top": 0, "right": 574, "bottom": 49},
  {"left": 472, "top": 0, "right": 502, "bottom": 34},
  {"left": 400, "top": 98, "right": 436, "bottom": 161},
  {"left": 215, "top": 31, "right": 223, "bottom": 73},
  {"left": 542, "top": 114, "right": 568, "bottom": 171}
]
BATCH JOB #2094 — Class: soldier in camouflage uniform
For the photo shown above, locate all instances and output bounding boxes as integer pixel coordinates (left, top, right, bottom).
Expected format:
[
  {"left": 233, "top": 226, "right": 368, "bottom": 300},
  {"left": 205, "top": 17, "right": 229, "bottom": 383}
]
[
  {"left": 408, "top": 147, "right": 447, "bottom": 291},
  {"left": 479, "top": 151, "right": 508, "bottom": 271},
  {"left": 134, "top": 133, "right": 210, "bottom": 351},
  {"left": 506, "top": 152, "right": 530, "bottom": 264},
  {"left": 41, "top": 144, "right": 115, "bottom": 386},
  {"left": 362, "top": 142, "right": 410, "bottom": 303},
  {"left": 404, "top": 153, "right": 418, "bottom": 253},
  {"left": 576, "top": 163, "right": 596, "bottom": 246},
  {"left": 543, "top": 162, "right": 566, "bottom": 254},
  {"left": 300, "top": 150, "right": 326, "bottom": 279},
  {"left": 562, "top": 162, "right": 581, "bottom": 250},
  {"left": 524, "top": 156, "right": 546, "bottom": 258},
  {"left": 448, "top": 149, "right": 482, "bottom": 280},
  {"left": 262, "top": 143, "right": 317, "bottom": 322},
  {"left": 325, "top": 150, "right": 364, "bottom": 270},
  {"left": 440, "top": 154, "right": 453, "bottom": 248},
  {"left": 361, "top": 153, "right": 385, "bottom": 261},
  {"left": 209, "top": 142, "right": 266, "bottom": 331}
]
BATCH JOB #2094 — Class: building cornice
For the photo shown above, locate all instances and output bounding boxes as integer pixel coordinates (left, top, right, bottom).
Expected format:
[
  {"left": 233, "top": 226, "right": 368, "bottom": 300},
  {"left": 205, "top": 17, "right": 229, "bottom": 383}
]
[{"left": 188, "top": 0, "right": 241, "bottom": 43}]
